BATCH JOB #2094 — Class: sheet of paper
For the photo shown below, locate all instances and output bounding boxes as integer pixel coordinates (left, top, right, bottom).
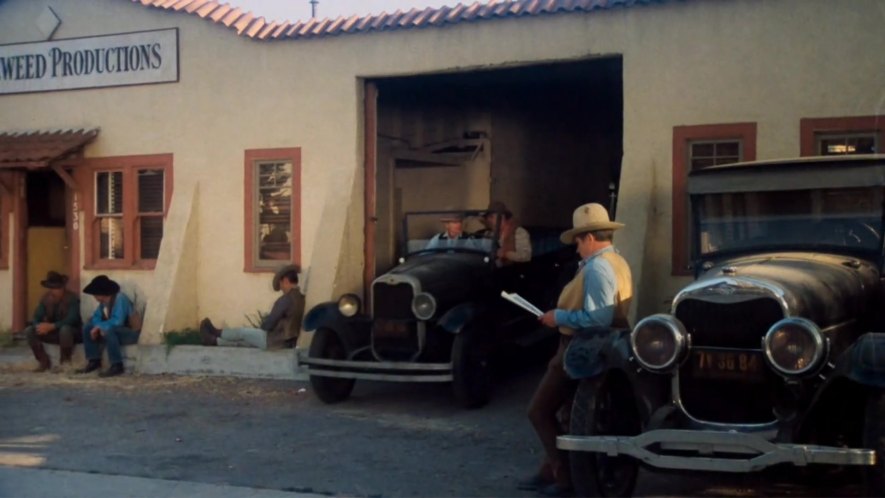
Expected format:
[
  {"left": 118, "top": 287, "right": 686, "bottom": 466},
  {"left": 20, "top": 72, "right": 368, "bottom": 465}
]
[{"left": 500, "top": 291, "right": 543, "bottom": 317}]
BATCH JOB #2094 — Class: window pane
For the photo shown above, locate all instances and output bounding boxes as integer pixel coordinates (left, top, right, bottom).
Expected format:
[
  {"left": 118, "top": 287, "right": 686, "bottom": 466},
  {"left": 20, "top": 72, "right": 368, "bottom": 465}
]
[
  {"left": 256, "top": 161, "right": 292, "bottom": 262},
  {"left": 138, "top": 169, "right": 164, "bottom": 213},
  {"left": 96, "top": 172, "right": 123, "bottom": 215},
  {"left": 819, "top": 133, "right": 878, "bottom": 155},
  {"left": 689, "top": 140, "right": 743, "bottom": 171},
  {"left": 140, "top": 216, "right": 163, "bottom": 259},
  {"left": 99, "top": 217, "right": 124, "bottom": 259}
]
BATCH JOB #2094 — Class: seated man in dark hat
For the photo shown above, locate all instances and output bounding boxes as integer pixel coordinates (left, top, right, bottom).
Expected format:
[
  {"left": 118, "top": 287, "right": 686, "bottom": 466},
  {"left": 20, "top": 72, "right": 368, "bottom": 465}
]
[
  {"left": 23, "top": 271, "right": 82, "bottom": 372},
  {"left": 481, "top": 201, "right": 532, "bottom": 266},
  {"left": 77, "top": 275, "right": 140, "bottom": 378},
  {"left": 199, "top": 265, "right": 304, "bottom": 350}
]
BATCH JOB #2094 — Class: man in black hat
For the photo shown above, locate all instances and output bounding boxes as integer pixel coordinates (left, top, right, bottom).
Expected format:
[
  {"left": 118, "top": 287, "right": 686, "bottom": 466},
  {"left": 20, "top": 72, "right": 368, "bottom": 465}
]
[
  {"left": 22, "top": 271, "right": 82, "bottom": 372},
  {"left": 199, "top": 265, "right": 304, "bottom": 350},
  {"left": 77, "top": 275, "right": 139, "bottom": 377}
]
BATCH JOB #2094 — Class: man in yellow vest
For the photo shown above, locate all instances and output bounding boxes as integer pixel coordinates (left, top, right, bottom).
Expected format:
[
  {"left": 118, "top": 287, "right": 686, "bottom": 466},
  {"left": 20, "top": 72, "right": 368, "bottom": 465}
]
[{"left": 522, "top": 203, "right": 633, "bottom": 497}]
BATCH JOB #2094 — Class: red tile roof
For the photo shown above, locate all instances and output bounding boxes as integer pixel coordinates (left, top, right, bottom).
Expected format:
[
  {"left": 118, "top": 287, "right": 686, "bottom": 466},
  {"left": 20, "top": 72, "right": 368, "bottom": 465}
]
[
  {"left": 0, "top": 129, "right": 99, "bottom": 168},
  {"left": 132, "top": 0, "right": 663, "bottom": 40}
]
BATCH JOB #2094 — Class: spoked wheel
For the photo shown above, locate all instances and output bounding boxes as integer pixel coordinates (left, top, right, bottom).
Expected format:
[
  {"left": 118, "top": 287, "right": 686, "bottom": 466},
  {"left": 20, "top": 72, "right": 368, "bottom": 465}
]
[
  {"left": 451, "top": 330, "right": 491, "bottom": 409},
  {"left": 569, "top": 377, "right": 640, "bottom": 497},
  {"left": 863, "top": 389, "right": 885, "bottom": 496},
  {"left": 308, "top": 328, "right": 356, "bottom": 404}
]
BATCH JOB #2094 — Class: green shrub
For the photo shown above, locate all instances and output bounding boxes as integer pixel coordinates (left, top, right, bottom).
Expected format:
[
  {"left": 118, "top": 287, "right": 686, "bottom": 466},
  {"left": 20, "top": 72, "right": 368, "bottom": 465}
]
[{"left": 163, "top": 328, "right": 203, "bottom": 351}]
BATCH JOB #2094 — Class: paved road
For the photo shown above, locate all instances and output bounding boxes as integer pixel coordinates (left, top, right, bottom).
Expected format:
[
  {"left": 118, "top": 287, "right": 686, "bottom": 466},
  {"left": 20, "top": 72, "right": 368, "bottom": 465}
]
[{"left": 0, "top": 358, "right": 866, "bottom": 497}]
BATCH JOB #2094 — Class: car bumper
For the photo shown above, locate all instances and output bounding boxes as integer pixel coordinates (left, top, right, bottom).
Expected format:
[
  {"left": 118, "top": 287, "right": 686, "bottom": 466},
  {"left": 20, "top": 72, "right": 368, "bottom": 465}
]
[
  {"left": 297, "top": 351, "right": 453, "bottom": 382},
  {"left": 556, "top": 429, "right": 876, "bottom": 473}
]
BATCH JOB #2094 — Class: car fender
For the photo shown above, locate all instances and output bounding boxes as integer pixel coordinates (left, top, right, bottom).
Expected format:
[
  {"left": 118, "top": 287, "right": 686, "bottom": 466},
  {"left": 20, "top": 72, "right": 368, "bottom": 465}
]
[
  {"left": 830, "top": 332, "right": 885, "bottom": 388},
  {"left": 436, "top": 302, "right": 483, "bottom": 334},
  {"left": 303, "top": 302, "right": 370, "bottom": 352}
]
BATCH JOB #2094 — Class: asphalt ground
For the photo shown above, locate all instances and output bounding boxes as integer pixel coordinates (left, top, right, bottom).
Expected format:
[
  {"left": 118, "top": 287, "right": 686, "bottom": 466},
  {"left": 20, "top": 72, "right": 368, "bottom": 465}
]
[{"left": 0, "top": 349, "right": 868, "bottom": 497}]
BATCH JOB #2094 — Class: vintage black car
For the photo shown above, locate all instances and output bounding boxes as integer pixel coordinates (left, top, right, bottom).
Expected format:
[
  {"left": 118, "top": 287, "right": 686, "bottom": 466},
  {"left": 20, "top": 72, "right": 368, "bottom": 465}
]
[
  {"left": 299, "top": 210, "right": 573, "bottom": 407},
  {"left": 557, "top": 155, "right": 885, "bottom": 496}
]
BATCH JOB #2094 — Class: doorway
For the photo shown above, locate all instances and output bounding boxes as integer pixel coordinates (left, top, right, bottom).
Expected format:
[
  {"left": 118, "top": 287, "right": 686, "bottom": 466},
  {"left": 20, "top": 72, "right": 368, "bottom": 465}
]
[
  {"left": 25, "top": 170, "right": 69, "bottom": 316},
  {"left": 364, "top": 57, "right": 624, "bottom": 285}
]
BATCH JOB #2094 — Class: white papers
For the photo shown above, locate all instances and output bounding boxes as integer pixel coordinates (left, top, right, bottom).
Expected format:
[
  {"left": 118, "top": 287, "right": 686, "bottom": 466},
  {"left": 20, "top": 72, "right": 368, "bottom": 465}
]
[{"left": 500, "top": 291, "right": 543, "bottom": 317}]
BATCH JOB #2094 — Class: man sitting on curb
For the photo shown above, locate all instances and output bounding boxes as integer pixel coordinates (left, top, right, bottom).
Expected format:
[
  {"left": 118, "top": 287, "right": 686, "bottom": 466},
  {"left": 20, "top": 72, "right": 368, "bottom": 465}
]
[
  {"left": 76, "top": 275, "right": 140, "bottom": 378},
  {"left": 199, "top": 265, "right": 305, "bottom": 350},
  {"left": 23, "top": 271, "right": 82, "bottom": 372}
]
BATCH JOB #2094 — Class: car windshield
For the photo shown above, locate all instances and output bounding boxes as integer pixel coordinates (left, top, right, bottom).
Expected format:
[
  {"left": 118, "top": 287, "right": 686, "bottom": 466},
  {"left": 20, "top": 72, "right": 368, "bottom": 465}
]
[
  {"left": 695, "top": 186, "right": 885, "bottom": 257},
  {"left": 402, "top": 211, "right": 495, "bottom": 255}
]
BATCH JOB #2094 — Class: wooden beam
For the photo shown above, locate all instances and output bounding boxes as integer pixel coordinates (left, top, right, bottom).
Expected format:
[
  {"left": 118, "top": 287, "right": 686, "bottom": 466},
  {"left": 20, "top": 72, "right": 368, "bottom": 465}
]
[{"left": 51, "top": 163, "right": 78, "bottom": 190}]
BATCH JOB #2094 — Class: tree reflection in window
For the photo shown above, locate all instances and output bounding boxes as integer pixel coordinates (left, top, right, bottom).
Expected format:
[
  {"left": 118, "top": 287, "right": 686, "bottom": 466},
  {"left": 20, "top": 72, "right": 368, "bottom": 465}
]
[{"left": 256, "top": 160, "right": 292, "bottom": 262}]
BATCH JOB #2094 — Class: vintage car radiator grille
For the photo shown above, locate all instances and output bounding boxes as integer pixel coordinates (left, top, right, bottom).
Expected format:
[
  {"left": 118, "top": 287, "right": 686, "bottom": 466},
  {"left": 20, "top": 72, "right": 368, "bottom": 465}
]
[
  {"left": 675, "top": 298, "right": 783, "bottom": 348},
  {"left": 373, "top": 282, "right": 415, "bottom": 320},
  {"left": 372, "top": 320, "right": 420, "bottom": 361},
  {"left": 675, "top": 297, "right": 783, "bottom": 424}
]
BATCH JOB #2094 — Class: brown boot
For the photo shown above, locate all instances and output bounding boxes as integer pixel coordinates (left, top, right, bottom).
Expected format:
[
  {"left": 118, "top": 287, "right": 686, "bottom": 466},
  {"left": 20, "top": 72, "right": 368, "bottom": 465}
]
[
  {"left": 29, "top": 343, "right": 51, "bottom": 372},
  {"left": 59, "top": 346, "right": 73, "bottom": 364}
]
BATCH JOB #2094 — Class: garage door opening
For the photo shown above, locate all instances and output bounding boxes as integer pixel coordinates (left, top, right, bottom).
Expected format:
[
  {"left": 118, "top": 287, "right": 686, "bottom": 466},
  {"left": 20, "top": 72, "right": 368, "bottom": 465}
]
[{"left": 365, "top": 57, "right": 623, "bottom": 283}]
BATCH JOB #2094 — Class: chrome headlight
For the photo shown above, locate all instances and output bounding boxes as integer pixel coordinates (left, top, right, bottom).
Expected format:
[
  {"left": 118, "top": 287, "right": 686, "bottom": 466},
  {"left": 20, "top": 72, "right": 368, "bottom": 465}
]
[
  {"left": 630, "top": 314, "right": 688, "bottom": 373},
  {"left": 763, "top": 317, "right": 826, "bottom": 377},
  {"left": 411, "top": 292, "right": 436, "bottom": 321},
  {"left": 337, "top": 293, "right": 361, "bottom": 318}
]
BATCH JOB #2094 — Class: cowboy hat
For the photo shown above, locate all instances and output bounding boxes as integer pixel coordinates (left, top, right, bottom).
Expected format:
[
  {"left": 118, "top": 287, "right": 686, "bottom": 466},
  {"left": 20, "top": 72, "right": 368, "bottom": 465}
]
[
  {"left": 483, "top": 201, "right": 512, "bottom": 217},
  {"left": 560, "top": 203, "right": 624, "bottom": 244},
  {"left": 273, "top": 264, "right": 300, "bottom": 291},
  {"left": 40, "top": 271, "right": 69, "bottom": 289},
  {"left": 83, "top": 275, "right": 120, "bottom": 296},
  {"left": 439, "top": 211, "right": 464, "bottom": 222}
]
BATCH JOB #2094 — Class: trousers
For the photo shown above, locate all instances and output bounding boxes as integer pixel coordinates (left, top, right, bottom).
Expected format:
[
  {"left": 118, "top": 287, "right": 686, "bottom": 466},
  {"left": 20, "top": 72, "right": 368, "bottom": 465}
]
[
  {"left": 82, "top": 325, "right": 140, "bottom": 365},
  {"left": 218, "top": 327, "right": 268, "bottom": 350}
]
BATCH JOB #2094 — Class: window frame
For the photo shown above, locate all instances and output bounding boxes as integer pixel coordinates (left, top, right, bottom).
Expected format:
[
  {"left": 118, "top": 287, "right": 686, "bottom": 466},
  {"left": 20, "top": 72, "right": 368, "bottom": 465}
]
[
  {"left": 79, "top": 154, "right": 173, "bottom": 270},
  {"left": 672, "top": 123, "right": 757, "bottom": 276},
  {"left": 243, "top": 147, "right": 301, "bottom": 273},
  {"left": 800, "top": 116, "right": 883, "bottom": 157}
]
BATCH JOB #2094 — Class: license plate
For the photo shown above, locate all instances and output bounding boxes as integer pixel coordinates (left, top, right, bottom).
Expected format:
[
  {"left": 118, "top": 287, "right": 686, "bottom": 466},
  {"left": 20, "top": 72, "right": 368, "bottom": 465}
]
[
  {"left": 692, "top": 350, "right": 765, "bottom": 381},
  {"left": 373, "top": 320, "right": 412, "bottom": 339}
]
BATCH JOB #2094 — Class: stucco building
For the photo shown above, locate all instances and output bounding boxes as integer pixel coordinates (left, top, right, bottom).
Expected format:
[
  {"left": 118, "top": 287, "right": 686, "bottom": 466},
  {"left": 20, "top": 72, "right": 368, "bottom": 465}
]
[{"left": 0, "top": 0, "right": 882, "bottom": 350}]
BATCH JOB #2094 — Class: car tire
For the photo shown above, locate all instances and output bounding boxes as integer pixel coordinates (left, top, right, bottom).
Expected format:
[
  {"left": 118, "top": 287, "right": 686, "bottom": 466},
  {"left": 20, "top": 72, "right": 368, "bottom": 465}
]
[
  {"left": 863, "top": 389, "right": 885, "bottom": 496},
  {"left": 451, "top": 330, "right": 491, "bottom": 409},
  {"left": 308, "top": 328, "right": 356, "bottom": 404},
  {"left": 569, "top": 377, "right": 640, "bottom": 497}
]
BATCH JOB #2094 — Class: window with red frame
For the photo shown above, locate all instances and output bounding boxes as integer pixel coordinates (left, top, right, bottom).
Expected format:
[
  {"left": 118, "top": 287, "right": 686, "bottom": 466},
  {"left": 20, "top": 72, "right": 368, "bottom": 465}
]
[
  {"left": 244, "top": 148, "right": 301, "bottom": 272},
  {"left": 82, "top": 154, "right": 172, "bottom": 269},
  {"left": 672, "top": 123, "right": 757, "bottom": 275},
  {"left": 801, "top": 116, "right": 883, "bottom": 157}
]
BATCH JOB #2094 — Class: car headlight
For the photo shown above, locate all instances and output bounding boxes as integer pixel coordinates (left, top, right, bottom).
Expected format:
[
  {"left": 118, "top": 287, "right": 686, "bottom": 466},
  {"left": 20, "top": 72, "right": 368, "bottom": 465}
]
[
  {"left": 411, "top": 292, "right": 436, "bottom": 321},
  {"left": 630, "top": 314, "right": 688, "bottom": 373},
  {"left": 337, "top": 294, "right": 361, "bottom": 318},
  {"left": 763, "top": 318, "right": 826, "bottom": 377}
]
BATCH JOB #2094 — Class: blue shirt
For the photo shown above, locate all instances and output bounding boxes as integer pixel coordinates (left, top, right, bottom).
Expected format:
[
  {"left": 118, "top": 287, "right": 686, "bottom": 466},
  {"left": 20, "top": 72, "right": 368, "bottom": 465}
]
[
  {"left": 85, "top": 293, "right": 133, "bottom": 332},
  {"left": 553, "top": 246, "right": 619, "bottom": 330}
]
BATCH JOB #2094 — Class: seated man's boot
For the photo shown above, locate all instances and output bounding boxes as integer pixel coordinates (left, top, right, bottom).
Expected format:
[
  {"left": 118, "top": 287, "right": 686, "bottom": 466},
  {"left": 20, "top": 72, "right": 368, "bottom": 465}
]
[
  {"left": 29, "top": 343, "right": 51, "bottom": 372},
  {"left": 199, "top": 318, "right": 219, "bottom": 346},
  {"left": 76, "top": 359, "right": 101, "bottom": 374},
  {"left": 98, "top": 363, "right": 125, "bottom": 378},
  {"left": 59, "top": 346, "right": 73, "bottom": 364}
]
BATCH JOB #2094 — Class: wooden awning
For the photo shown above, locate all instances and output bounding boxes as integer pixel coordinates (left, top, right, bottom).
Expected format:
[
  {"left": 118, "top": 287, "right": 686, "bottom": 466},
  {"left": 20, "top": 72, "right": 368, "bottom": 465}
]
[{"left": 0, "top": 128, "right": 99, "bottom": 169}]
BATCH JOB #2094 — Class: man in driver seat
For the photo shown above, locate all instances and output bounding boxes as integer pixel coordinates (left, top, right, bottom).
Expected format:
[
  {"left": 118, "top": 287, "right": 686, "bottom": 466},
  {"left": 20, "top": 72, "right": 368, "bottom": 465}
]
[{"left": 425, "top": 211, "right": 473, "bottom": 249}]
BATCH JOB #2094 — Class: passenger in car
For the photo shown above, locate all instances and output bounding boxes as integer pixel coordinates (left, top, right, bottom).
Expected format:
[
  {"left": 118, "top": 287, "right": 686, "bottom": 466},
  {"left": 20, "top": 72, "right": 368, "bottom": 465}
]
[
  {"left": 522, "top": 202, "right": 633, "bottom": 497},
  {"left": 481, "top": 201, "right": 532, "bottom": 265},
  {"left": 199, "top": 265, "right": 305, "bottom": 350},
  {"left": 425, "top": 211, "right": 475, "bottom": 249}
]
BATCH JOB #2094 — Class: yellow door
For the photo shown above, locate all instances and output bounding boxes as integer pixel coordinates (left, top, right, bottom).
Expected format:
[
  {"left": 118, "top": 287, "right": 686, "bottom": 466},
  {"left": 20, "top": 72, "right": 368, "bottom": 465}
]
[{"left": 26, "top": 227, "right": 68, "bottom": 318}]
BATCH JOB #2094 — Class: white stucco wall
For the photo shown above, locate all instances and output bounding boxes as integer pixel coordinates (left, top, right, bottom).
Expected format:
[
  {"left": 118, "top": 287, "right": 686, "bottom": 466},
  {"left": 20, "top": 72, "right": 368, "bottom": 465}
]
[{"left": 0, "top": 0, "right": 882, "bottom": 335}]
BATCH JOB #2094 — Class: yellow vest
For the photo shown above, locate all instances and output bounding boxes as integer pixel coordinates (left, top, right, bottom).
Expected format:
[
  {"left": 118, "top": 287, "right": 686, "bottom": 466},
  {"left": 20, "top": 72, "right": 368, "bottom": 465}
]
[{"left": 556, "top": 248, "right": 633, "bottom": 335}]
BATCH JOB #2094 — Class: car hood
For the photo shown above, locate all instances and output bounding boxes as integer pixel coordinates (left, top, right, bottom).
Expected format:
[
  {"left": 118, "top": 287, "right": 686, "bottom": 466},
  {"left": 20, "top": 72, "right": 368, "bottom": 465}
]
[
  {"left": 376, "top": 252, "right": 492, "bottom": 303},
  {"left": 676, "top": 252, "right": 880, "bottom": 327}
]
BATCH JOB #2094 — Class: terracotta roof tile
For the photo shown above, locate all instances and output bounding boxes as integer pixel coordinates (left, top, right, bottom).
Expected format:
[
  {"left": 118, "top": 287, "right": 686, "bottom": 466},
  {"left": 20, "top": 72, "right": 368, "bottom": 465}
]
[
  {"left": 0, "top": 129, "right": 99, "bottom": 168},
  {"left": 133, "top": 0, "right": 665, "bottom": 40}
]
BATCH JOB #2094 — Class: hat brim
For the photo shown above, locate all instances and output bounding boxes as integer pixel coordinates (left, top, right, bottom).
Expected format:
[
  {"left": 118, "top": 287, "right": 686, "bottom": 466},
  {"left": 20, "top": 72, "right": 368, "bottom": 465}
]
[
  {"left": 560, "top": 221, "right": 624, "bottom": 245},
  {"left": 40, "top": 280, "right": 65, "bottom": 289},
  {"left": 83, "top": 281, "right": 120, "bottom": 296},
  {"left": 273, "top": 264, "right": 300, "bottom": 291}
]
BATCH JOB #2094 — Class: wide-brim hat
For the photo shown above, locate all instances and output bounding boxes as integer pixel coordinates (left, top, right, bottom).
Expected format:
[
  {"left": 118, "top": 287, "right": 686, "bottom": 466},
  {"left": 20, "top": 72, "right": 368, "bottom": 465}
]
[
  {"left": 483, "top": 201, "right": 511, "bottom": 217},
  {"left": 40, "top": 271, "right": 69, "bottom": 289},
  {"left": 560, "top": 203, "right": 624, "bottom": 244},
  {"left": 83, "top": 275, "right": 120, "bottom": 296},
  {"left": 273, "top": 264, "right": 300, "bottom": 291},
  {"left": 439, "top": 212, "right": 464, "bottom": 222}
]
